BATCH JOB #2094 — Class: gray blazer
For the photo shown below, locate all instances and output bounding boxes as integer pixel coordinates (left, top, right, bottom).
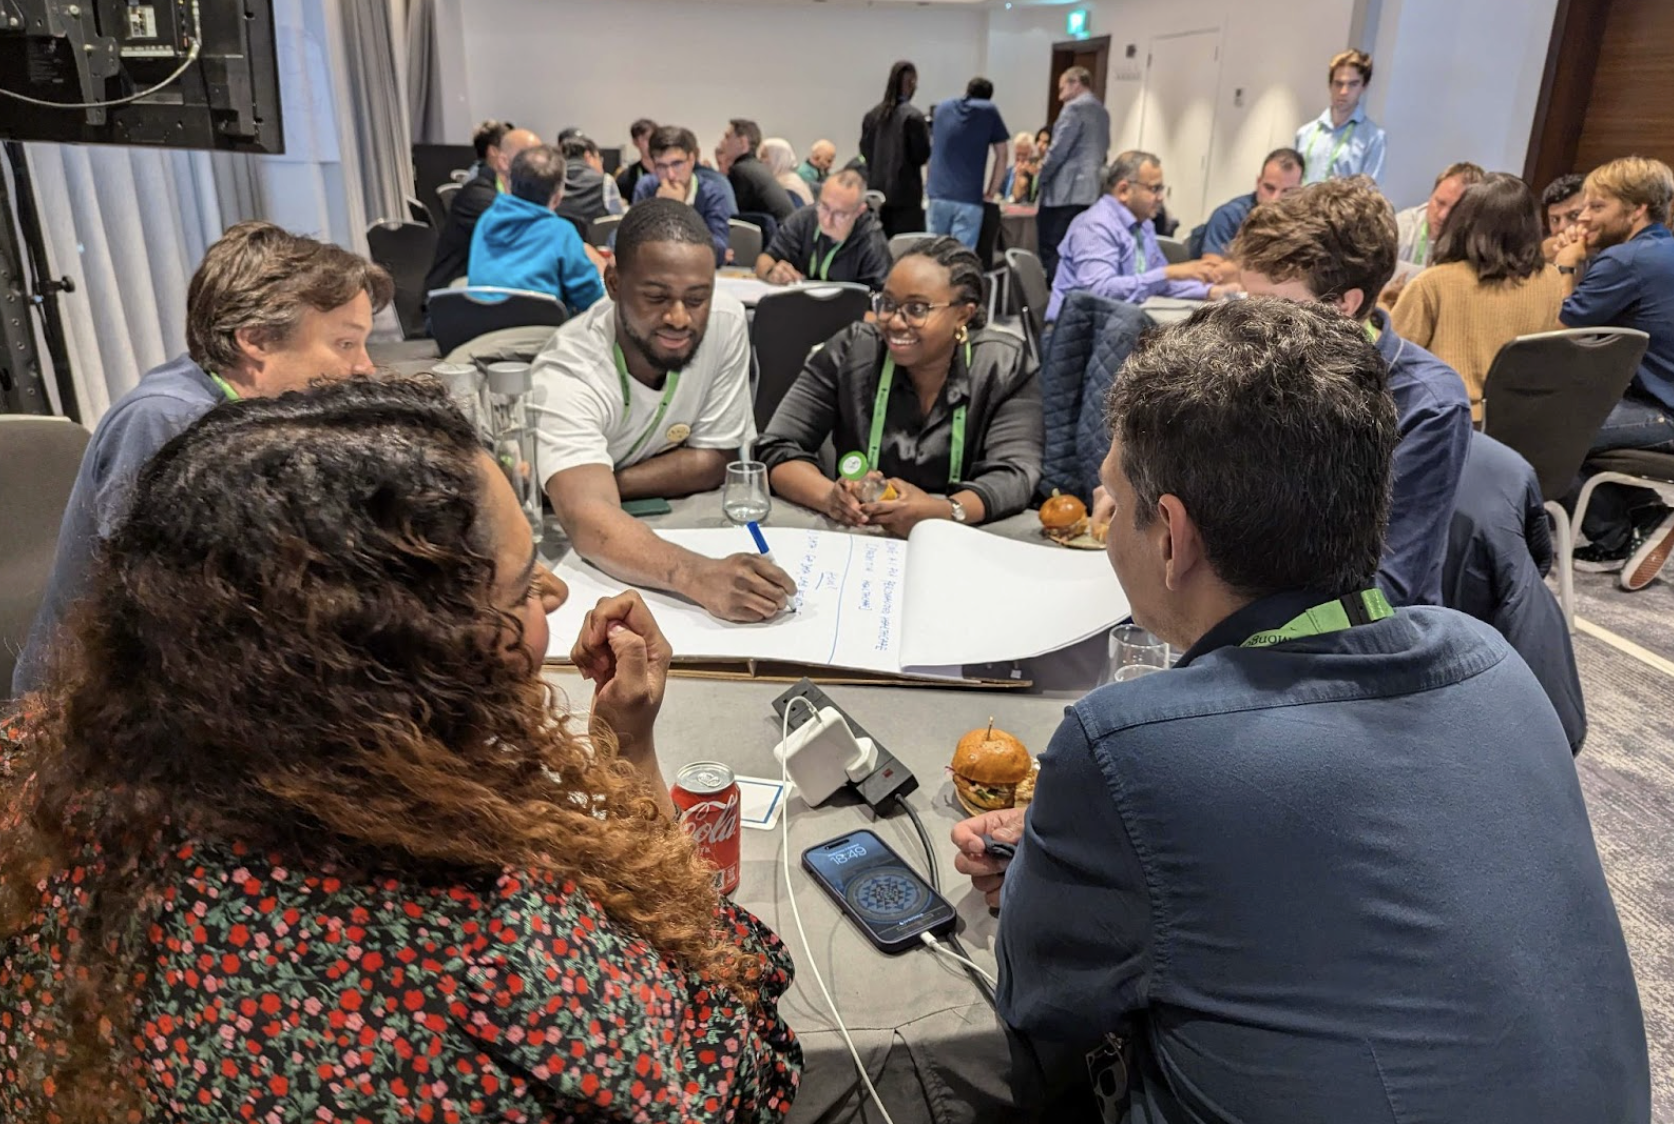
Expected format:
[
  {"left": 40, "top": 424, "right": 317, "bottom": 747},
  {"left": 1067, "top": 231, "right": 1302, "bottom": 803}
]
[{"left": 1036, "top": 91, "right": 1110, "bottom": 208}]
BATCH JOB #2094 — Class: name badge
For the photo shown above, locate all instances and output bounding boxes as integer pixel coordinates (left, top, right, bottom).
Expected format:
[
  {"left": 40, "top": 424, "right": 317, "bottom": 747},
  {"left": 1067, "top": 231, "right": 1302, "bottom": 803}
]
[{"left": 666, "top": 422, "right": 692, "bottom": 446}]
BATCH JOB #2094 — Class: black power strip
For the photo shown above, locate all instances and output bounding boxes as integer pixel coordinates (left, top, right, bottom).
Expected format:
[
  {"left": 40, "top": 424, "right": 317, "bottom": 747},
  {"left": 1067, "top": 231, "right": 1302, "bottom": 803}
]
[{"left": 770, "top": 679, "right": 920, "bottom": 811}]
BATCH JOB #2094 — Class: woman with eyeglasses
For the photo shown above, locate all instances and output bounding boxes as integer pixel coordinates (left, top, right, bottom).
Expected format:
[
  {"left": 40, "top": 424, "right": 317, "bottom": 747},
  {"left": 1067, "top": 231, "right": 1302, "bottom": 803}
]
[
  {"left": 755, "top": 236, "right": 1043, "bottom": 537},
  {"left": 0, "top": 377, "right": 801, "bottom": 1122}
]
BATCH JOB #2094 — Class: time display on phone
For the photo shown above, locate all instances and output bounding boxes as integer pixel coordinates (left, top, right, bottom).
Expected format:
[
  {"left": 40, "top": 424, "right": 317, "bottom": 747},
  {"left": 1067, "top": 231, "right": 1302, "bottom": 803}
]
[
  {"left": 802, "top": 830, "right": 956, "bottom": 953},
  {"left": 827, "top": 843, "right": 868, "bottom": 865}
]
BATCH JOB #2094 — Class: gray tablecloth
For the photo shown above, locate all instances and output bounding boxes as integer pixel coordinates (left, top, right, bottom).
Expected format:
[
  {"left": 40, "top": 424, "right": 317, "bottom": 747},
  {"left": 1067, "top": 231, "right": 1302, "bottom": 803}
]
[
  {"left": 540, "top": 669, "right": 1067, "bottom": 1124},
  {"left": 540, "top": 494, "right": 1109, "bottom": 1122}
]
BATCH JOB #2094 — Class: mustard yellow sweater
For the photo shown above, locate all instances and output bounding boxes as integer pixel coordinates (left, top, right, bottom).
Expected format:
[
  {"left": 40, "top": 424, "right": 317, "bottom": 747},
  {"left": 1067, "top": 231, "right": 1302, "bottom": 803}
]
[{"left": 1391, "top": 261, "right": 1567, "bottom": 420}]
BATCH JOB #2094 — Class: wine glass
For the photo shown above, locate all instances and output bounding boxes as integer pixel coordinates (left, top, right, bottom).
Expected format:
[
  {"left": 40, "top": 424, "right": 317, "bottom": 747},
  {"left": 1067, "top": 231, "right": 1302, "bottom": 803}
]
[{"left": 1108, "top": 624, "right": 1170, "bottom": 683}]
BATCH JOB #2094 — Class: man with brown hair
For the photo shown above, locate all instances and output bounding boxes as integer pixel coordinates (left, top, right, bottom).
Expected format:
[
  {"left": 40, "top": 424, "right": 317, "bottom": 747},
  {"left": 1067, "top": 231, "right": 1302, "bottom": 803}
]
[
  {"left": 1556, "top": 155, "right": 1674, "bottom": 588},
  {"left": 1395, "top": 161, "right": 1486, "bottom": 271},
  {"left": 1230, "top": 176, "right": 1471, "bottom": 606},
  {"left": 13, "top": 222, "right": 393, "bottom": 693},
  {"left": 1295, "top": 49, "right": 1385, "bottom": 184}
]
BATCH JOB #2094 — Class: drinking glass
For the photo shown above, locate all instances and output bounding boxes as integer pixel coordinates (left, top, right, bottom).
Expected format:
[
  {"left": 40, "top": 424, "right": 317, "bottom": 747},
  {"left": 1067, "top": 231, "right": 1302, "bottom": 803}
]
[
  {"left": 1108, "top": 624, "right": 1170, "bottom": 684},
  {"left": 722, "top": 461, "right": 772, "bottom": 525}
]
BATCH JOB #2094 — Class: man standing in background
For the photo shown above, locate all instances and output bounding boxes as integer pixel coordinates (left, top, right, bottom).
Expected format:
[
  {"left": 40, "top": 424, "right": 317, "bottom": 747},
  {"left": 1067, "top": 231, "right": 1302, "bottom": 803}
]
[
  {"left": 1035, "top": 66, "right": 1111, "bottom": 281},
  {"left": 1295, "top": 49, "right": 1386, "bottom": 184},
  {"left": 926, "top": 77, "right": 1009, "bottom": 250},
  {"left": 426, "top": 121, "right": 540, "bottom": 292}
]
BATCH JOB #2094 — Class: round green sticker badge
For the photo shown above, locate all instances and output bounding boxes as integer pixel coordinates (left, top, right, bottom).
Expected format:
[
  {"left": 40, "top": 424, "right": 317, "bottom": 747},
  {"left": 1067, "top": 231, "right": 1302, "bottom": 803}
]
[{"left": 837, "top": 451, "right": 870, "bottom": 480}]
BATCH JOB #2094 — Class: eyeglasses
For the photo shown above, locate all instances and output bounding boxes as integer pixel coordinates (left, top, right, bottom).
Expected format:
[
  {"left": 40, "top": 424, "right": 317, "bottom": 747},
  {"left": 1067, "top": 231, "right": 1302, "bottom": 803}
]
[
  {"left": 653, "top": 156, "right": 692, "bottom": 174},
  {"left": 817, "top": 202, "right": 862, "bottom": 223},
  {"left": 1133, "top": 181, "right": 1171, "bottom": 199},
  {"left": 872, "top": 294, "right": 955, "bottom": 326}
]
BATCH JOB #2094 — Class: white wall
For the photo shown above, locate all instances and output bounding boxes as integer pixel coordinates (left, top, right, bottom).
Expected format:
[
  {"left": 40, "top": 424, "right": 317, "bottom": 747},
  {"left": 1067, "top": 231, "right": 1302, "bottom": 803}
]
[
  {"left": 985, "top": 0, "right": 1357, "bottom": 229},
  {"left": 1363, "top": 0, "right": 1560, "bottom": 208},
  {"left": 440, "top": 0, "right": 988, "bottom": 163}
]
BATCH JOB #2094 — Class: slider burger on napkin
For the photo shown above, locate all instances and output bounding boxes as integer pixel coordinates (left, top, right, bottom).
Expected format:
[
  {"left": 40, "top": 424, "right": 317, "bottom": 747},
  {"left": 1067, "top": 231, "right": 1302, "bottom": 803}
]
[{"left": 951, "top": 721, "right": 1037, "bottom": 815}]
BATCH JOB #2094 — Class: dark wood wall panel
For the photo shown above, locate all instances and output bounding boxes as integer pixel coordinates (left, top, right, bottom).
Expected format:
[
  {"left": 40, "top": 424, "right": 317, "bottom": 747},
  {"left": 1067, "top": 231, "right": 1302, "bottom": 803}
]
[{"left": 1574, "top": 0, "right": 1674, "bottom": 172}]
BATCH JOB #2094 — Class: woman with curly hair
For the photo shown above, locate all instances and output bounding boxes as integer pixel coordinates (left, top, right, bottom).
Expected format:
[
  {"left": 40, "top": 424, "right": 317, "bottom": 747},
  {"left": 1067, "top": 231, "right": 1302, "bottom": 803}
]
[{"left": 0, "top": 377, "right": 800, "bottom": 1122}]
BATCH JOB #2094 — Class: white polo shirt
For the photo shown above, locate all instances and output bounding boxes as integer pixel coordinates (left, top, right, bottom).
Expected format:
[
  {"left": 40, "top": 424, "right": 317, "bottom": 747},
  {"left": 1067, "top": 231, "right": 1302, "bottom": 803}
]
[{"left": 532, "top": 293, "right": 753, "bottom": 488}]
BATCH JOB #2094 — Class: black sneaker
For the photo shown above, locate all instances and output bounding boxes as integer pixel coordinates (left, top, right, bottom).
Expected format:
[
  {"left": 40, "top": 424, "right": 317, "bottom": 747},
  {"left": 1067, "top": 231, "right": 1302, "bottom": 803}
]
[{"left": 1574, "top": 540, "right": 1629, "bottom": 573}]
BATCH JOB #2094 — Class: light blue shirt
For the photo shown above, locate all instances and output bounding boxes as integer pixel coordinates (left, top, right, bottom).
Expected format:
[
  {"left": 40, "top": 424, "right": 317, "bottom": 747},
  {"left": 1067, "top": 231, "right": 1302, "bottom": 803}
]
[
  {"left": 1295, "top": 104, "right": 1386, "bottom": 184},
  {"left": 1045, "top": 194, "right": 1208, "bottom": 320}
]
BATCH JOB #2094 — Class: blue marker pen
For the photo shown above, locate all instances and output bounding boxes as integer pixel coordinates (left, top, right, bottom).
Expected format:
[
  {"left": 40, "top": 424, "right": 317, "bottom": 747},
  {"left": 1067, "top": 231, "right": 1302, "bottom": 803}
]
[{"left": 747, "top": 521, "right": 795, "bottom": 614}]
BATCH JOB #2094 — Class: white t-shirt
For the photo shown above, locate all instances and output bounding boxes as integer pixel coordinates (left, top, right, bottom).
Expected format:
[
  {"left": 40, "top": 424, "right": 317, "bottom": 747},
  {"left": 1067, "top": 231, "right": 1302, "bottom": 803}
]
[{"left": 532, "top": 293, "right": 753, "bottom": 487}]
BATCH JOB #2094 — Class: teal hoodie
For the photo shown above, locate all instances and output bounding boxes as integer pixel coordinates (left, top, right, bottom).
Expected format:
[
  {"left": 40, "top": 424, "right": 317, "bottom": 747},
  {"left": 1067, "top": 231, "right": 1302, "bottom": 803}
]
[{"left": 467, "top": 192, "right": 605, "bottom": 312}]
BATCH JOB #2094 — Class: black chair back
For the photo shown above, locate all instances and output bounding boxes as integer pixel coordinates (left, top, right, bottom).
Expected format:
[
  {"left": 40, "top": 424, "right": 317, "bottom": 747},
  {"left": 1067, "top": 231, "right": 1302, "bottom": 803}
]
[
  {"left": 436, "top": 181, "right": 463, "bottom": 215},
  {"left": 728, "top": 220, "right": 763, "bottom": 265},
  {"left": 366, "top": 220, "right": 440, "bottom": 339},
  {"left": 750, "top": 284, "right": 870, "bottom": 430},
  {"left": 426, "top": 287, "right": 569, "bottom": 355},
  {"left": 408, "top": 196, "right": 439, "bottom": 228},
  {"left": 1155, "top": 236, "right": 1190, "bottom": 265},
  {"left": 1480, "top": 327, "right": 1649, "bottom": 501},
  {"left": 889, "top": 232, "right": 935, "bottom": 259},
  {"left": 588, "top": 214, "right": 623, "bottom": 248},
  {"left": 1005, "top": 248, "right": 1051, "bottom": 356}
]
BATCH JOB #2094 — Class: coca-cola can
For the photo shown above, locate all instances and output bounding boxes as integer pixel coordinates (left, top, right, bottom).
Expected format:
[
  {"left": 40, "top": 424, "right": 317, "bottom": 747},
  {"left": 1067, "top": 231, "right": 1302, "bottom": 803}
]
[{"left": 672, "top": 761, "right": 741, "bottom": 895}]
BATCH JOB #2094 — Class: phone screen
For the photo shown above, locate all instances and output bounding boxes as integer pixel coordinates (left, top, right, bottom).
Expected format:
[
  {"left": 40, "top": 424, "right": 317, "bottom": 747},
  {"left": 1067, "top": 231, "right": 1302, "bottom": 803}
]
[{"left": 802, "top": 829, "right": 955, "bottom": 951}]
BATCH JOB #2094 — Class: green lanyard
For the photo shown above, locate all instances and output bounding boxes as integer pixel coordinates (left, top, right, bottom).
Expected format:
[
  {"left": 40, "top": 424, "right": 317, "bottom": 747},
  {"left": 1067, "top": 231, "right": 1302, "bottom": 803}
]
[
  {"left": 1240, "top": 589, "right": 1393, "bottom": 648},
  {"left": 1412, "top": 216, "right": 1430, "bottom": 266},
  {"left": 1307, "top": 119, "right": 1357, "bottom": 180},
  {"left": 209, "top": 372, "right": 240, "bottom": 401},
  {"left": 808, "top": 237, "right": 844, "bottom": 281},
  {"left": 866, "top": 343, "right": 971, "bottom": 486},
  {"left": 613, "top": 343, "right": 683, "bottom": 460},
  {"left": 1132, "top": 224, "right": 1148, "bottom": 273}
]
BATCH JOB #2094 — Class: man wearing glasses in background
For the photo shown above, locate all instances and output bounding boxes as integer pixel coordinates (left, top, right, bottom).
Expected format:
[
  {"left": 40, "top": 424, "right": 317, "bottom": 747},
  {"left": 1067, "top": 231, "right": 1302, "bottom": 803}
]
[
  {"left": 754, "top": 169, "right": 891, "bottom": 290},
  {"left": 631, "top": 125, "right": 738, "bottom": 266},
  {"left": 1045, "top": 151, "right": 1238, "bottom": 321}
]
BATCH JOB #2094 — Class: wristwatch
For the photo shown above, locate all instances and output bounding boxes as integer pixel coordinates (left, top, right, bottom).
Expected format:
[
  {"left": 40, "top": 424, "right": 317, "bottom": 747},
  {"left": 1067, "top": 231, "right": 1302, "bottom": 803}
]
[
  {"left": 948, "top": 497, "right": 969, "bottom": 523},
  {"left": 1557, "top": 265, "right": 1578, "bottom": 275}
]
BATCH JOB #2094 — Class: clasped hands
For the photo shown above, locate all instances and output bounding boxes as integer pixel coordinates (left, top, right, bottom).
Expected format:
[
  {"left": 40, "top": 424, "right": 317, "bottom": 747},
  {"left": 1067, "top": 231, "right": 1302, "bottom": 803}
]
[{"left": 822, "top": 473, "right": 949, "bottom": 537}]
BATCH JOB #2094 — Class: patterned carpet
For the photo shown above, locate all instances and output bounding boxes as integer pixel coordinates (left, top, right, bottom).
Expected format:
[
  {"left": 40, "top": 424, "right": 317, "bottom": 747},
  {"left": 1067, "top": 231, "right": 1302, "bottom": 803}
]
[{"left": 1566, "top": 577, "right": 1674, "bottom": 1117}]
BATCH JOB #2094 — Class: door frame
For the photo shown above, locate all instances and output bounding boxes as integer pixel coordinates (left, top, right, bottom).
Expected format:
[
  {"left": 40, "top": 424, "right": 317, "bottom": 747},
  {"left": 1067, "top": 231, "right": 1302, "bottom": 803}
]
[{"left": 1046, "top": 35, "right": 1111, "bottom": 130}]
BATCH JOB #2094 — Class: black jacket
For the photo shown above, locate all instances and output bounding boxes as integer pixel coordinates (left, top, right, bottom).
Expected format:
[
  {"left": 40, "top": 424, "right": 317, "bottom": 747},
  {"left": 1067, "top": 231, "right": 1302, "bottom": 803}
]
[
  {"left": 860, "top": 101, "right": 930, "bottom": 206},
  {"left": 727, "top": 155, "right": 795, "bottom": 223},
  {"left": 761, "top": 206, "right": 891, "bottom": 289},
  {"left": 756, "top": 322, "right": 1043, "bottom": 520},
  {"left": 426, "top": 166, "right": 497, "bottom": 293}
]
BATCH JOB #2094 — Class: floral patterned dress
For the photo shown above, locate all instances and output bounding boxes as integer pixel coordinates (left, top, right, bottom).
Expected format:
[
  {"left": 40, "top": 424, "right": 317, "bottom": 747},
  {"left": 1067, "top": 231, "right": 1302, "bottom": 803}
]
[{"left": 0, "top": 839, "right": 802, "bottom": 1122}]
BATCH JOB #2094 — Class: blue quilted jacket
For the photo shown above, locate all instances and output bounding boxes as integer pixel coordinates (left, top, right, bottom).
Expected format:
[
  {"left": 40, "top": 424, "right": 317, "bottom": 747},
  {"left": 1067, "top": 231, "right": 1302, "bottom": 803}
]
[{"left": 1036, "top": 291, "right": 1155, "bottom": 504}]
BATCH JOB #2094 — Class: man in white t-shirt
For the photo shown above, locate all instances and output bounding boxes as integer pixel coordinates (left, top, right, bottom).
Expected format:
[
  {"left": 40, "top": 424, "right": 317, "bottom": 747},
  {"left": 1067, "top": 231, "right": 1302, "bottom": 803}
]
[{"left": 536, "top": 198, "right": 796, "bottom": 622}]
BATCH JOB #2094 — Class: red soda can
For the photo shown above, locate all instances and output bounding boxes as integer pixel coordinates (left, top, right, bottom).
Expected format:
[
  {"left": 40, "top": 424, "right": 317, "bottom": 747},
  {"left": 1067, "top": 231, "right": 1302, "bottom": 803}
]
[{"left": 672, "top": 762, "right": 742, "bottom": 895}]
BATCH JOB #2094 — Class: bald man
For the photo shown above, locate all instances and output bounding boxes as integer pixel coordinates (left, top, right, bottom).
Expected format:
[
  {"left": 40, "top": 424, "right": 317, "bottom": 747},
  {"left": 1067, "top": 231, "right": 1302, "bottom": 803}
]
[
  {"left": 798, "top": 139, "right": 837, "bottom": 190},
  {"left": 427, "top": 124, "right": 542, "bottom": 292}
]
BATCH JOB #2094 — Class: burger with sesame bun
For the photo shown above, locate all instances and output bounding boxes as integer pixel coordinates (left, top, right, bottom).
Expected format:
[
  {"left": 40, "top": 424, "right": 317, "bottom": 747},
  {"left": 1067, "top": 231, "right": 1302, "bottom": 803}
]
[{"left": 951, "top": 721, "right": 1033, "bottom": 814}]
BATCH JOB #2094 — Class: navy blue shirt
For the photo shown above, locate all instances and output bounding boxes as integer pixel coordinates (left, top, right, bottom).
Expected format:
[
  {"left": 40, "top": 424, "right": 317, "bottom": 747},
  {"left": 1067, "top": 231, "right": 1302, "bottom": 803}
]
[
  {"left": 14, "top": 356, "right": 223, "bottom": 693},
  {"left": 997, "top": 594, "right": 1649, "bottom": 1124},
  {"left": 1198, "top": 192, "right": 1256, "bottom": 257},
  {"left": 632, "top": 168, "right": 738, "bottom": 266},
  {"left": 1373, "top": 308, "right": 1471, "bottom": 606},
  {"left": 927, "top": 96, "right": 1009, "bottom": 204},
  {"left": 1560, "top": 222, "right": 1674, "bottom": 411}
]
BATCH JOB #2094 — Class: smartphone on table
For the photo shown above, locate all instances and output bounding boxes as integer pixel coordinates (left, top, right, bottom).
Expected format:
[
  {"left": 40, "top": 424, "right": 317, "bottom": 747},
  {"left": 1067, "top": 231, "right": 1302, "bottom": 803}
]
[{"left": 801, "top": 829, "right": 956, "bottom": 953}]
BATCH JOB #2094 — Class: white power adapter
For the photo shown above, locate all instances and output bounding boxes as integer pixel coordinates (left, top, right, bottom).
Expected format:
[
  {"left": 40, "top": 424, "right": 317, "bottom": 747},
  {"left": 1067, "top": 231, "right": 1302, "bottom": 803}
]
[{"left": 773, "top": 705, "right": 879, "bottom": 806}]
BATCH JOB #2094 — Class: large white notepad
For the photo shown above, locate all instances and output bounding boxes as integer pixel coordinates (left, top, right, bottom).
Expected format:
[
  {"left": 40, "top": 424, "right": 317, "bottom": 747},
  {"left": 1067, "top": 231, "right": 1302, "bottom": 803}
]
[{"left": 545, "top": 522, "right": 1130, "bottom": 678}]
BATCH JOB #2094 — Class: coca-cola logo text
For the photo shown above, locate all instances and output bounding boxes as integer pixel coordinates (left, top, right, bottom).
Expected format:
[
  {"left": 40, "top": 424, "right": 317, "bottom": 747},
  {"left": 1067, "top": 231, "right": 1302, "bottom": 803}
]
[{"left": 680, "top": 795, "right": 741, "bottom": 847}]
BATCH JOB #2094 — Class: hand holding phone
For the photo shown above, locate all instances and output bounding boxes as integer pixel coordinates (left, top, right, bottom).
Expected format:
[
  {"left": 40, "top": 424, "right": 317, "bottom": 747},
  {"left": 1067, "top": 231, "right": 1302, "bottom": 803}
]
[{"left": 802, "top": 829, "right": 956, "bottom": 953}]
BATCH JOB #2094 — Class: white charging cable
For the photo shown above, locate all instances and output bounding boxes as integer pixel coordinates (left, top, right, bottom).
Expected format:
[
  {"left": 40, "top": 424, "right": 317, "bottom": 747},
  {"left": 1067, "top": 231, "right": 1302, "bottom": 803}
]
[
  {"left": 919, "top": 931, "right": 998, "bottom": 989},
  {"left": 779, "top": 695, "right": 899, "bottom": 1124}
]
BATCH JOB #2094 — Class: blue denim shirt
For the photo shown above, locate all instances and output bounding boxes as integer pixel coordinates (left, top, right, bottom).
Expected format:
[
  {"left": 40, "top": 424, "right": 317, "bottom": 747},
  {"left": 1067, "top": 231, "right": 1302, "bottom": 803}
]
[
  {"left": 1560, "top": 223, "right": 1674, "bottom": 411},
  {"left": 1373, "top": 308, "right": 1471, "bottom": 605},
  {"left": 996, "top": 595, "right": 1648, "bottom": 1124},
  {"left": 1198, "top": 192, "right": 1256, "bottom": 257},
  {"left": 1046, "top": 195, "right": 1209, "bottom": 321}
]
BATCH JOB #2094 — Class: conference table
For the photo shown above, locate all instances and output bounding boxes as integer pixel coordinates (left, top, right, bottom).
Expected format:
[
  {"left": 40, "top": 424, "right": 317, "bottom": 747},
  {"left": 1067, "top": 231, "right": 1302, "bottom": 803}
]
[{"left": 539, "top": 495, "right": 1109, "bottom": 1123}]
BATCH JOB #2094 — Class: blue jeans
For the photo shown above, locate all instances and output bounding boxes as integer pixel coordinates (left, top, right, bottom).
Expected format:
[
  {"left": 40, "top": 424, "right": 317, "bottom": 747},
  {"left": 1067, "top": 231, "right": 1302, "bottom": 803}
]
[
  {"left": 927, "top": 199, "right": 984, "bottom": 249},
  {"left": 1579, "top": 392, "right": 1674, "bottom": 549}
]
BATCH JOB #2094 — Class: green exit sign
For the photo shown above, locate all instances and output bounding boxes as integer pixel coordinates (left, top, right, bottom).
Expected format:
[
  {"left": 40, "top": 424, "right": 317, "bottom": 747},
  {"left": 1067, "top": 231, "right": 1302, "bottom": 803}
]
[{"left": 1066, "top": 8, "right": 1090, "bottom": 38}]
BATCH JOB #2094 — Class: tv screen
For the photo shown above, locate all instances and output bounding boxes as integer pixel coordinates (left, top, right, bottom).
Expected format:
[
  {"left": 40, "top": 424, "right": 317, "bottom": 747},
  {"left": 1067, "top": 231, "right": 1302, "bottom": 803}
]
[{"left": 0, "top": 0, "right": 282, "bottom": 153}]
